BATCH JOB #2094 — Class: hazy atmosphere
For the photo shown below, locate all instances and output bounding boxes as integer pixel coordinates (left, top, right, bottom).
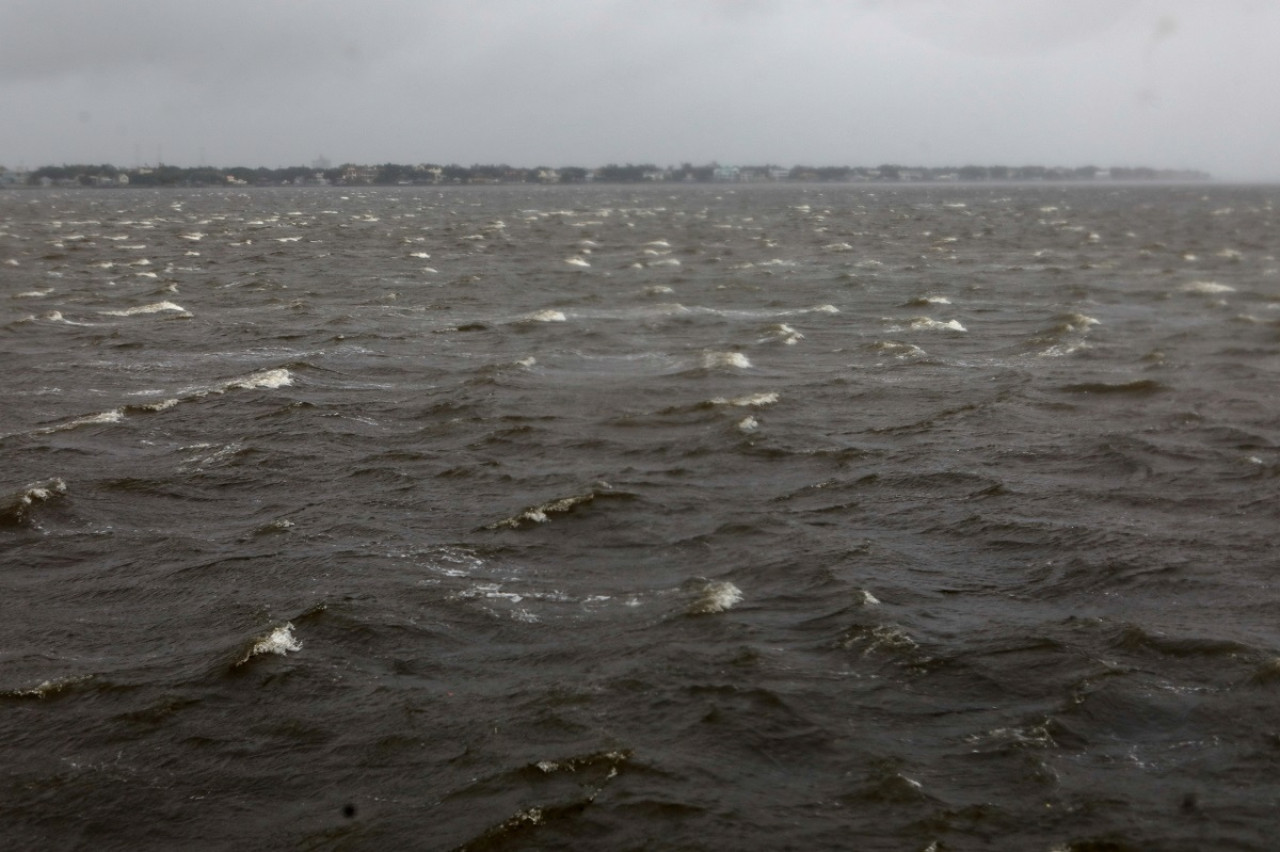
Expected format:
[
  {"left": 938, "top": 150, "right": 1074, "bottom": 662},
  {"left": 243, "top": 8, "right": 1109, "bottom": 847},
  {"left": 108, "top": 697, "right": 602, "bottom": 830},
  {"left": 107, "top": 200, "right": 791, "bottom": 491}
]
[{"left": 2, "top": 0, "right": 1277, "bottom": 178}]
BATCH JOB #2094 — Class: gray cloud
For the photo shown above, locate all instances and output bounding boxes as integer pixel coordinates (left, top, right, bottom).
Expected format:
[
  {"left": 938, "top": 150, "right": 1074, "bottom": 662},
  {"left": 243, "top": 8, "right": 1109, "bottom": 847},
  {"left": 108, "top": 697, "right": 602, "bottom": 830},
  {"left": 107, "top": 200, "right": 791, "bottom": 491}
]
[{"left": 2, "top": 0, "right": 1278, "bottom": 178}]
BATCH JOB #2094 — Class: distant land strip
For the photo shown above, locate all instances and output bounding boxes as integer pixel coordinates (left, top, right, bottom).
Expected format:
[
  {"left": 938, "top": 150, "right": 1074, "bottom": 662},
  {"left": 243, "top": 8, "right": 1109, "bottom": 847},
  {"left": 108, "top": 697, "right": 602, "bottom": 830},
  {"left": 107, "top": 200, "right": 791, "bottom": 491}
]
[{"left": 0, "top": 161, "right": 1210, "bottom": 188}]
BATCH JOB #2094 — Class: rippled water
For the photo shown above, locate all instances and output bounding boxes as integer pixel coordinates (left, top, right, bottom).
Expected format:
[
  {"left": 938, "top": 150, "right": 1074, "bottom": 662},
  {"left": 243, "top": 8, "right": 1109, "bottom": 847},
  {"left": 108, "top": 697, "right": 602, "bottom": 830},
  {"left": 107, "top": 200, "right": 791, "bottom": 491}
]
[{"left": 3, "top": 183, "right": 1279, "bottom": 850}]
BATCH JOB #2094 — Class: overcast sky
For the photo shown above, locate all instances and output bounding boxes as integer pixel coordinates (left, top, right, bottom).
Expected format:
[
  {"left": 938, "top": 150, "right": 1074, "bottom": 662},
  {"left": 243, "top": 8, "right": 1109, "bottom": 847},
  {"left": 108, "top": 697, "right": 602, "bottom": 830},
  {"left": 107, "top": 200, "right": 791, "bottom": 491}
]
[{"left": 2, "top": 0, "right": 1277, "bottom": 179}]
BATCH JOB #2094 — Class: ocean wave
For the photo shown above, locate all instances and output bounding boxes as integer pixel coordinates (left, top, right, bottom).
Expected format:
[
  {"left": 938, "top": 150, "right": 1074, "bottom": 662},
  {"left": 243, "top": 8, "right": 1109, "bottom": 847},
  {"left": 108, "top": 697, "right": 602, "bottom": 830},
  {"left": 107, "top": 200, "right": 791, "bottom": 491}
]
[
  {"left": 686, "top": 580, "right": 743, "bottom": 614},
  {"left": 33, "top": 409, "right": 124, "bottom": 435},
  {"left": 236, "top": 623, "right": 302, "bottom": 666},
  {"left": 867, "top": 340, "right": 927, "bottom": 359},
  {"left": 1060, "top": 379, "right": 1165, "bottom": 396},
  {"left": 701, "top": 351, "right": 751, "bottom": 369},
  {"left": 836, "top": 622, "right": 921, "bottom": 660},
  {"left": 710, "top": 391, "right": 778, "bottom": 407},
  {"left": 764, "top": 322, "right": 804, "bottom": 345},
  {"left": 901, "top": 295, "right": 951, "bottom": 307},
  {"left": 20, "top": 369, "right": 293, "bottom": 439},
  {"left": 126, "top": 398, "right": 181, "bottom": 413},
  {"left": 2, "top": 674, "right": 92, "bottom": 700},
  {"left": 1180, "top": 281, "right": 1235, "bottom": 294},
  {"left": 484, "top": 492, "right": 598, "bottom": 530},
  {"left": 221, "top": 368, "right": 293, "bottom": 392},
  {"left": 1023, "top": 312, "right": 1100, "bottom": 356},
  {"left": 100, "top": 301, "right": 191, "bottom": 318},
  {"left": 519, "top": 309, "right": 568, "bottom": 323},
  {"left": 1, "top": 477, "right": 68, "bottom": 525},
  {"left": 905, "top": 317, "right": 966, "bottom": 332}
]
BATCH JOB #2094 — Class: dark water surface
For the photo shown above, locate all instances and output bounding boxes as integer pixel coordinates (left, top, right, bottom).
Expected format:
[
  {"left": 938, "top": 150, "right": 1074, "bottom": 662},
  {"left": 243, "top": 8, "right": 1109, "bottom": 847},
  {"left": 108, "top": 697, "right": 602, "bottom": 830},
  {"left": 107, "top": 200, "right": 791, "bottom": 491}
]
[{"left": 3, "top": 183, "right": 1279, "bottom": 850}]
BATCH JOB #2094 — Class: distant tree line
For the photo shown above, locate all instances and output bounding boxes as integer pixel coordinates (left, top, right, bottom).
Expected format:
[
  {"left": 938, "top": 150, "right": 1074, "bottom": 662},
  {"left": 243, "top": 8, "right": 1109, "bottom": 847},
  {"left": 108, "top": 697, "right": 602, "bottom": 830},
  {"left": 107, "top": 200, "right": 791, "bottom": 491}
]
[{"left": 3, "top": 161, "right": 1210, "bottom": 188}]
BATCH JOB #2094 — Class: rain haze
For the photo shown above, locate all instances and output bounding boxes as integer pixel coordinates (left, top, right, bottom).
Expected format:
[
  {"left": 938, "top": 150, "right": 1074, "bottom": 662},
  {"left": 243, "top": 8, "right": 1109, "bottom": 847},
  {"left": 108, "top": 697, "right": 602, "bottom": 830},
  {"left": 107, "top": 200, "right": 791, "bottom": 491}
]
[{"left": 2, "top": 0, "right": 1277, "bottom": 179}]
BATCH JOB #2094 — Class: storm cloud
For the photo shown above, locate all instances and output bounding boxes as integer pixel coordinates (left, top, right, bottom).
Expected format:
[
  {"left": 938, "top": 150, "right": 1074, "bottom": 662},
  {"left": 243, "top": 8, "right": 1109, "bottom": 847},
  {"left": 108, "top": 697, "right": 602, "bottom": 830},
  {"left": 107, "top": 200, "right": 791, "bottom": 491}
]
[{"left": 2, "top": 0, "right": 1276, "bottom": 178}]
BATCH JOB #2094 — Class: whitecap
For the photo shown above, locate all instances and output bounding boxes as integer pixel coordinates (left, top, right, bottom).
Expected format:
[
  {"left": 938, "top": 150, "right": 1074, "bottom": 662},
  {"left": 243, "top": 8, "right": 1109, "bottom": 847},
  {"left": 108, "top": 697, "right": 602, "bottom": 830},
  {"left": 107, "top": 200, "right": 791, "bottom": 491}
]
[
  {"left": 237, "top": 623, "right": 302, "bottom": 665},
  {"left": 3, "top": 675, "right": 91, "bottom": 699},
  {"left": 1180, "top": 281, "right": 1235, "bottom": 294},
  {"left": 3, "top": 477, "right": 68, "bottom": 516},
  {"left": 36, "top": 410, "right": 124, "bottom": 434},
  {"left": 1059, "top": 312, "right": 1100, "bottom": 330},
  {"left": 737, "top": 416, "right": 759, "bottom": 433},
  {"left": 906, "top": 317, "right": 966, "bottom": 332},
  {"left": 647, "top": 258, "right": 681, "bottom": 267},
  {"left": 134, "top": 398, "right": 180, "bottom": 412},
  {"left": 485, "top": 493, "right": 596, "bottom": 529},
  {"left": 223, "top": 368, "right": 293, "bottom": 391},
  {"left": 702, "top": 351, "right": 751, "bottom": 369},
  {"left": 870, "top": 340, "right": 927, "bottom": 359},
  {"left": 767, "top": 323, "right": 804, "bottom": 345},
  {"left": 688, "top": 581, "right": 743, "bottom": 614},
  {"left": 711, "top": 391, "right": 778, "bottom": 407},
  {"left": 101, "top": 301, "right": 190, "bottom": 318},
  {"left": 521, "top": 309, "right": 567, "bottom": 323},
  {"left": 564, "top": 256, "right": 591, "bottom": 268}
]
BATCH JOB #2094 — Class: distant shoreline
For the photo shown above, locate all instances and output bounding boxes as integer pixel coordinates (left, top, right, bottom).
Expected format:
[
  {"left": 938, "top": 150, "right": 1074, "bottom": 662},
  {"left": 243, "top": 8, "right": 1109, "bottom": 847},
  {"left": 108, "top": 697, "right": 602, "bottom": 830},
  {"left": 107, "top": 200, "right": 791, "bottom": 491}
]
[{"left": 0, "top": 162, "right": 1211, "bottom": 189}]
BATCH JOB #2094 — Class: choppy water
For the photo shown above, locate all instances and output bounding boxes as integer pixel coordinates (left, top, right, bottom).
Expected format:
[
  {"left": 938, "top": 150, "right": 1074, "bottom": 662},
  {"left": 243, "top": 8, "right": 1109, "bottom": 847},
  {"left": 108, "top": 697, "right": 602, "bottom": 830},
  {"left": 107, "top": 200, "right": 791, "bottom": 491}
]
[{"left": 3, "top": 183, "right": 1279, "bottom": 850}]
